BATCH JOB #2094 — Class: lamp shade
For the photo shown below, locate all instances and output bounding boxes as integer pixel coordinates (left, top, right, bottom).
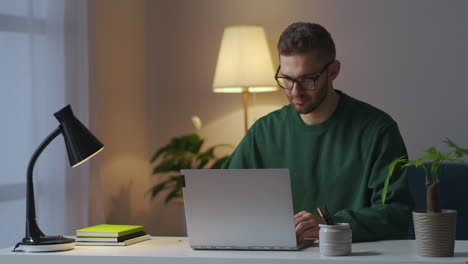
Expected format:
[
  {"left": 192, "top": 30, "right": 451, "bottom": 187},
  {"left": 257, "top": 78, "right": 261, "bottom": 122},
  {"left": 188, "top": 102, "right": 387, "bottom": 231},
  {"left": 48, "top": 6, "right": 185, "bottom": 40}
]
[
  {"left": 212, "top": 25, "right": 277, "bottom": 93},
  {"left": 54, "top": 105, "right": 104, "bottom": 167}
]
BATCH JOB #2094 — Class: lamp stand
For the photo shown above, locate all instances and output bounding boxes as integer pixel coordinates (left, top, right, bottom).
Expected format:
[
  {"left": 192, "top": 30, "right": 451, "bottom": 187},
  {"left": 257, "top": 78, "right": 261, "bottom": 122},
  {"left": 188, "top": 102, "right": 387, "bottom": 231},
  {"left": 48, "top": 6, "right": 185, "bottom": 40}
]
[
  {"left": 14, "top": 126, "right": 75, "bottom": 252},
  {"left": 242, "top": 88, "right": 249, "bottom": 133}
]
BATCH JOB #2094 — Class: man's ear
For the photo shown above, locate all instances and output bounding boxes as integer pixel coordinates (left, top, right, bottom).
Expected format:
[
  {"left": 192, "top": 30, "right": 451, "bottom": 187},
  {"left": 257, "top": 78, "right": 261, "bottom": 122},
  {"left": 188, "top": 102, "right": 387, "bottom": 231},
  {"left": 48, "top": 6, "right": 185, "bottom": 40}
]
[{"left": 329, "top": 60, "right": 341, "bottom": 81}]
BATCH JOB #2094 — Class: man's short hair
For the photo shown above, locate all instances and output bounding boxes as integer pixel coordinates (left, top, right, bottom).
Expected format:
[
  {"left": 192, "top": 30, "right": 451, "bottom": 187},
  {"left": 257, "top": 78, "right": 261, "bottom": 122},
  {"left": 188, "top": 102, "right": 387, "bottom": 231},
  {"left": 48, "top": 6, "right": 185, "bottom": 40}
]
[{"left": 278, "top": 22, "right": 336, "bottom": 63}]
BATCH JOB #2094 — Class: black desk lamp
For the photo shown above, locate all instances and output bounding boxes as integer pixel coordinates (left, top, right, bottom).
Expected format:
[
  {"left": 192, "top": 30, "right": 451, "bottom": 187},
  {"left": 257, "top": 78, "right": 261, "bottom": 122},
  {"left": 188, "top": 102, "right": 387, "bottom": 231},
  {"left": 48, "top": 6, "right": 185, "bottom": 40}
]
[{"left": 14, "top": 105, "right": 104, "bottom": 252}]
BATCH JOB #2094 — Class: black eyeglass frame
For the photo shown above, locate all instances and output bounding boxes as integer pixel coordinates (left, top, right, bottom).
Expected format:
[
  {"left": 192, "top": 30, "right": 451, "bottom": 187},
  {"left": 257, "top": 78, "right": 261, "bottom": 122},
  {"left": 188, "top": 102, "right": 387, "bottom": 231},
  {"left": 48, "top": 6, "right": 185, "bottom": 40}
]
[{"left": 275, "top": 60, "right": 335, "bottom": 90}]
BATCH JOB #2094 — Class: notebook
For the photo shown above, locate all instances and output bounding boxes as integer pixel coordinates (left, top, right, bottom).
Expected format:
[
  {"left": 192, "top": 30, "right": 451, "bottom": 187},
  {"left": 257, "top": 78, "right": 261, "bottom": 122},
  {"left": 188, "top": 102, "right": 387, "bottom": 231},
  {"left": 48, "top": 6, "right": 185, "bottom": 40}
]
[{"left": 181, "top": 169, "right": 311, "bottom": 251}]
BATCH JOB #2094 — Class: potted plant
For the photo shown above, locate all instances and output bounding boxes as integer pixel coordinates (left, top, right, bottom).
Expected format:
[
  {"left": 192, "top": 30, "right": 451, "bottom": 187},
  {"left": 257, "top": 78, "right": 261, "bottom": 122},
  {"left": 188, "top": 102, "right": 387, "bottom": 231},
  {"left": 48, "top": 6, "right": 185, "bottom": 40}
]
[
  {"left": 382, "top": 138, "right": 468, "bottom": 257},
  {"left": 149, "top": 117, "right": 231, "bottom": 203}
]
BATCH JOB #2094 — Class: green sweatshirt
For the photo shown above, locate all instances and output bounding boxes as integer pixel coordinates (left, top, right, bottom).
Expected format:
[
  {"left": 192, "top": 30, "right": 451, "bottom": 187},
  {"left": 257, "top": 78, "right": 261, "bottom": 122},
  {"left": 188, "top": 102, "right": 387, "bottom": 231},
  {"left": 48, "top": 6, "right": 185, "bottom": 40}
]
[{"left": 223, "top": 90, "right": 413, "bottom": 242}]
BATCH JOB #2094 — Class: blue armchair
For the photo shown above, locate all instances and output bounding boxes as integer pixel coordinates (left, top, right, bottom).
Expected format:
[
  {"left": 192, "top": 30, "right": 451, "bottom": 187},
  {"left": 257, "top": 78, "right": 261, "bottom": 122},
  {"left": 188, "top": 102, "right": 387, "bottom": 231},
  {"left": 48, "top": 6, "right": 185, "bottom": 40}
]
[{"left": 407, "top": 163, "right": 468, "bottom": 240}]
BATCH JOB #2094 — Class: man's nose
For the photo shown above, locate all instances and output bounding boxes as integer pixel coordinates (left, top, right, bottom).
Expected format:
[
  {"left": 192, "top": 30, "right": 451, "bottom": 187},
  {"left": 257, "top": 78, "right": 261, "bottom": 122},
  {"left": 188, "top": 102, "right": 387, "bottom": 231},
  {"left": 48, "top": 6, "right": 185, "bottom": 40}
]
[{"left": 290, "top": 81, "right": 302, "bottom": 96}]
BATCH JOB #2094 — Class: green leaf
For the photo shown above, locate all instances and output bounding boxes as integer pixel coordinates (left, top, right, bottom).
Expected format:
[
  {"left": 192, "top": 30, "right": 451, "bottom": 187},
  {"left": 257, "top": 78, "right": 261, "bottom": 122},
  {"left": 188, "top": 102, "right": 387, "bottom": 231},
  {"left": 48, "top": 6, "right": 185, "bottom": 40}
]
[
  {"left": 421, "top": 165, "right": 429, "bottom": 180},
  {"left": 212, "top": 156, "right": 229, "bottom": 169},
  {"left": 196, "top": 147, "right": 216, "bottom": 168},
  {"left": 444, "top": 138, "right": 457, "bottom": 148},
  {"left": 406, "top": 155, "right": 434, "bottom": 167},
  {"left": 174, "top": 175, "right": 184, "bottom": 190},
  {"left": 153, "top": 159, "right": 182, "bottom": 174},
  {"left": 382, "top": 139, "right": 468, "bottom": 209},
  {"left": 445, "top": 138, "right": 468, "bottom": 158},
  {"left": 151, "top": 134, "right": 204, "bottom": 164},
  {"left": 165, "top": 189, "right": 182, "bottom": 204},
  {"left": 150, "top": 181, "right": 168, "bottom": 198},
  {"left": 423, "top": 146, "right": 438, "bottom": 156},
  {"left": 152, "top": 151, "right": 198, "bottom": 174},
  {"left": 173, "top": 134, "right": 203, "bottom": 154},
  {"left": 150, "top": 133, "right": 231, "bottom": 201},
  {"left": 150, "top": 145, "right": 171, "bottom": 162},
  {"left": 382, "top": 155, "right": 408, "bottom": 204}
]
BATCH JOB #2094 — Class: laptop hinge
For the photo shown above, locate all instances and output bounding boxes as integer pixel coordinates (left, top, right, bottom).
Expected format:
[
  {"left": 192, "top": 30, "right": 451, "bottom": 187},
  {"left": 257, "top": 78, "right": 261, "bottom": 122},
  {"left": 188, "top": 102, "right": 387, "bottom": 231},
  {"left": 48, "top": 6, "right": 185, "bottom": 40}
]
[{"left": 180, "top": 175, "right": 186, "bottom": 187}]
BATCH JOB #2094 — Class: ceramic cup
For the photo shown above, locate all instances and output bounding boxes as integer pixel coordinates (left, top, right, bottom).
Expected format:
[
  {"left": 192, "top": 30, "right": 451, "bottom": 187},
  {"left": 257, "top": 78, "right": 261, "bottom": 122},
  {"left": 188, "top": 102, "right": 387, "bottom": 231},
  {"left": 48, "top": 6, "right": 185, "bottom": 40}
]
[{"left": 319, "top": 223, "right": 352, "bottom": 256}]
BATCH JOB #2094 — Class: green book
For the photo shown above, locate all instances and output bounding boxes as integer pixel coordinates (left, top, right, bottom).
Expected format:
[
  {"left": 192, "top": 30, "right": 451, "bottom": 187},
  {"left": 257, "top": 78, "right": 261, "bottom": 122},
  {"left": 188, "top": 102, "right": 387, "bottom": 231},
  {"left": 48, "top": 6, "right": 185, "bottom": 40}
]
[{"left": 76, "top": 224, "right": 144, "bottom": 237}]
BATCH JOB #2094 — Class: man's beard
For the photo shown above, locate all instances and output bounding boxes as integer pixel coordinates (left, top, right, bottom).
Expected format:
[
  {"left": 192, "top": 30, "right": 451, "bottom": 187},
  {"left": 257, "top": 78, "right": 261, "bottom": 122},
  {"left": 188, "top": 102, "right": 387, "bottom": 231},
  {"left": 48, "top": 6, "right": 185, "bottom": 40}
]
[{"left": 288, "top": 75, "right": 329, "bottom": 114}]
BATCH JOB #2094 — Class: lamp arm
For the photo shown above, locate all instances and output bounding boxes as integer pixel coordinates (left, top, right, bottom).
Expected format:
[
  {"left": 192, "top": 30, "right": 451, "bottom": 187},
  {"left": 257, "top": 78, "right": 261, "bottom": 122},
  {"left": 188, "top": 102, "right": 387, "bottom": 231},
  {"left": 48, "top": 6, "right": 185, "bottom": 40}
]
[{"left": 25, "top": 126, "right": 62, "bottom": 240}]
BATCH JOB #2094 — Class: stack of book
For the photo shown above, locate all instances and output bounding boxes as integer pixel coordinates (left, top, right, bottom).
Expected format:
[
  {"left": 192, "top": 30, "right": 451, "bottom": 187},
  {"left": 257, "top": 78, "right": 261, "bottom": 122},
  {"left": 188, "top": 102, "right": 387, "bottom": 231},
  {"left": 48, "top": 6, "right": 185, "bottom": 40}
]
[{"left": 75, "top": 224, "right": 151, "bottom": 246}]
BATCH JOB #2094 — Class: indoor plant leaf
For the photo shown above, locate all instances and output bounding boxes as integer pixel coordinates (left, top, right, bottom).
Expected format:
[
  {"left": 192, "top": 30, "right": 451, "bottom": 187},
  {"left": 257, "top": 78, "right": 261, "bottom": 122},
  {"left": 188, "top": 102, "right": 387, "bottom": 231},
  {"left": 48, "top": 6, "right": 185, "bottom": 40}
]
[
  {"left": 150, "top": 181, "right": 168, "bottom": 198},
  {"left": 382, "top": 139, "right": 468, "bottom": 210},
  {"left": 445, "top": 138, "right": 468, "bottom": 157},
  {"left": 212, "top": 156, "right": 230, "bottom": 169},
  {"left": 165, "top": 189, "right": 182, "bottom": 204},
  {"left": 382, "top": 155, "right": 408, "bottom": 204},
  {"left": 150, "top": 145, "right": 171, "bottom": 162},
  {"left": 150, "top": 132, "right": 231, "bottom": 203}
]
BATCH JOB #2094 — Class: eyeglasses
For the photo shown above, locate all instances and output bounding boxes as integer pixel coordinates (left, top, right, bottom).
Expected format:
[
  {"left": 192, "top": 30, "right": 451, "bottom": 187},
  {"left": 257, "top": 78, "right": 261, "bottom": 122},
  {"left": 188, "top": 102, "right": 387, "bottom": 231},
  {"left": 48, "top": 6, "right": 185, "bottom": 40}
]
[{"left": 275, "top": 60, "right": 334, "bottom": 90}]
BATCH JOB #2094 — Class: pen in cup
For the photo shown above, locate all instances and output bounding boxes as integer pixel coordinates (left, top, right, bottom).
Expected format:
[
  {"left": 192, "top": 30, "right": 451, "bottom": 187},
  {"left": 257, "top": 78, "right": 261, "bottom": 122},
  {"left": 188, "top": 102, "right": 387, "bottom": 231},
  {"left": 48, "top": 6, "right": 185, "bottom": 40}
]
[
  {"left": 317, "top": 207, "right": 352, "bottom": 256},
  {"left": 317, "top": 207, "right": 335, "bottom": 225}
]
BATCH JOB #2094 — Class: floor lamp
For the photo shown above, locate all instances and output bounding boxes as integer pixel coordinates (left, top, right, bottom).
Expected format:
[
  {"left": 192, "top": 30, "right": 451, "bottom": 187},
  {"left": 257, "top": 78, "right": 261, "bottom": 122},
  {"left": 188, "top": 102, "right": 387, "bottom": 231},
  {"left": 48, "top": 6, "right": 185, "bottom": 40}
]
[{"left": 212, "top": 25, "right": 277, "bottom": 133}]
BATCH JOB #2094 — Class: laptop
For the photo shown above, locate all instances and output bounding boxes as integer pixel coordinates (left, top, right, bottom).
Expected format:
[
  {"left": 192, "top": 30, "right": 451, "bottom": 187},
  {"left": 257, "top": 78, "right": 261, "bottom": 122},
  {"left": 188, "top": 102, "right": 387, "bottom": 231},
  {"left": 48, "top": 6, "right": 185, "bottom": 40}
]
[{"left": 180, "top": 169, "right": 312, "bottom": 251}]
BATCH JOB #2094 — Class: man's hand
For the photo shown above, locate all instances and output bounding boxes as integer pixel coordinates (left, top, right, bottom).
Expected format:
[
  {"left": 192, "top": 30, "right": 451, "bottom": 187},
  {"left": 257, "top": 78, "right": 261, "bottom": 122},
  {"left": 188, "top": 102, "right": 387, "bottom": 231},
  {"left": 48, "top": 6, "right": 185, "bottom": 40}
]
[{"left": 294, "top": 210, "right": 325, "bottom": 242}]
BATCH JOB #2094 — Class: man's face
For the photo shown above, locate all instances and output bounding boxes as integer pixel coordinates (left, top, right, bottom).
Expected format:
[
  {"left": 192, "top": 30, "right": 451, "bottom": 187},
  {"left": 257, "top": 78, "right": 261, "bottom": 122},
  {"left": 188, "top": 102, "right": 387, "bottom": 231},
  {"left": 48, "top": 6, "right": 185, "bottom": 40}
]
[{"left": 279, "top": 51, "right": 332, "bottom": 114}]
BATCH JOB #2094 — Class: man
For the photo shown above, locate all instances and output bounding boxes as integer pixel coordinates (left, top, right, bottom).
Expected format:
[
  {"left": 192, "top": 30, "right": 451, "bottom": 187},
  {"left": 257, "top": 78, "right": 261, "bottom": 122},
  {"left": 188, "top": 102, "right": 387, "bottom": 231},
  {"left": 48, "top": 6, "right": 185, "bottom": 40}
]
[{"left": 222, "top": 22, "right": 413, "bottom": 242}]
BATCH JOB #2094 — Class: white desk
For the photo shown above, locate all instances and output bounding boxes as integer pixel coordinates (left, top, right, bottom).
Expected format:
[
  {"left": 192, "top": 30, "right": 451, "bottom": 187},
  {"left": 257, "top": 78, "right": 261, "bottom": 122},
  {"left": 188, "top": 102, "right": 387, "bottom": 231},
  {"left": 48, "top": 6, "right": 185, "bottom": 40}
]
[{"left": 0, "top": 237, "right": 467, "bottom": 264}]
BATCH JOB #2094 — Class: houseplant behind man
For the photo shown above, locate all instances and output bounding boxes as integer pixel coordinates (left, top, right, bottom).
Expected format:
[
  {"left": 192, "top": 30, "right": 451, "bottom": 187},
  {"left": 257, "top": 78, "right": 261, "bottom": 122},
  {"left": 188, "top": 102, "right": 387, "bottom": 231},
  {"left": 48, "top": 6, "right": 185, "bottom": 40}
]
[{"left": 223, "top": 22, "right": 413, "bottom": 243}]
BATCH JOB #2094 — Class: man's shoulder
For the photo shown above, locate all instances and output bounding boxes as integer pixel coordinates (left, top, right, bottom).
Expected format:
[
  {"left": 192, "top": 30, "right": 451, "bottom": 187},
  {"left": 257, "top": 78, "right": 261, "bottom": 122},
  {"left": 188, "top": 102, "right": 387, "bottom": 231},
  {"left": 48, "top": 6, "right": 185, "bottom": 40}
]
[
  {"left": 254, "top": 104, "right": 292, "bottom": 126},
  {"left": 340, "top": 91, "right": 396, "bottom": 126},
  {"left": 244, "top": 105, "right": 294, "bottom": 138}
]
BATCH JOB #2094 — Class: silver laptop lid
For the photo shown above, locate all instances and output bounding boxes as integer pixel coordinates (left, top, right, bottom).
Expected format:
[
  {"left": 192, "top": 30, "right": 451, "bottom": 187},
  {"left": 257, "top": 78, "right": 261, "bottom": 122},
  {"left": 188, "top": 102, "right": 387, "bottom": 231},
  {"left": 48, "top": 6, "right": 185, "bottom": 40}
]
[{"left": 181, "top": 169, "right": 298, "bottom": 250}]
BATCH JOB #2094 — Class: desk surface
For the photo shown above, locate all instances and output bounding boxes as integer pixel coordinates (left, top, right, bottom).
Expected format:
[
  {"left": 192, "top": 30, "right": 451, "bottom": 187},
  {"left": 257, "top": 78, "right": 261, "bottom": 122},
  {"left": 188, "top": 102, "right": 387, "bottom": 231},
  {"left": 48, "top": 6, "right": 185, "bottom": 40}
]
[{"left": 0, "top": 237, "right": 467, "bottom": 264}]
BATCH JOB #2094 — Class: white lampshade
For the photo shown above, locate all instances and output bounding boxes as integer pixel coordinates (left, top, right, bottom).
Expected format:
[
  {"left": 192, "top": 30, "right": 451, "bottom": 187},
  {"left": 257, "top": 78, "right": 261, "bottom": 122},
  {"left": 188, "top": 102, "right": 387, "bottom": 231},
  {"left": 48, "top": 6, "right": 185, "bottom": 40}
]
[{"left": 212, "top": 25, "right": 277, "bottom": 93}]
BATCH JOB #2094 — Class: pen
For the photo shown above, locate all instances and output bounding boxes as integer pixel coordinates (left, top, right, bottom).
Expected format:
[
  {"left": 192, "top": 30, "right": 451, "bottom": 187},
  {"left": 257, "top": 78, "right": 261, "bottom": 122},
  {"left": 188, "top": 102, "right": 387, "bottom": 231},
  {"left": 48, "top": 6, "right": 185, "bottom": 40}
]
[{"left": 317, "top": 207, "right": 335, "bottom": 225}]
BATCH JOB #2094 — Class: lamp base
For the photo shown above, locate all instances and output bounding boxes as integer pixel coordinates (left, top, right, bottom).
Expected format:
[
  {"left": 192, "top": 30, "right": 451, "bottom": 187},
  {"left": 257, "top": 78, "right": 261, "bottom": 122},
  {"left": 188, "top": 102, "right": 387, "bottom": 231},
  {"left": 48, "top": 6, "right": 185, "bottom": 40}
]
[{"left": 15, "top": 235, "right": 75, "bottom": 252}]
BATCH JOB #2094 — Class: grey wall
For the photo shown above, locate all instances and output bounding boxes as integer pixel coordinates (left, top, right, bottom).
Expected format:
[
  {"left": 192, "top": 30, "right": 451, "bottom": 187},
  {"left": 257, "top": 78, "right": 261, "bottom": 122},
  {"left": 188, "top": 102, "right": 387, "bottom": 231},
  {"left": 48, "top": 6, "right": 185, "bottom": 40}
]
[{"left": 148, "top": 0, "right": 468, "bottom": 161}]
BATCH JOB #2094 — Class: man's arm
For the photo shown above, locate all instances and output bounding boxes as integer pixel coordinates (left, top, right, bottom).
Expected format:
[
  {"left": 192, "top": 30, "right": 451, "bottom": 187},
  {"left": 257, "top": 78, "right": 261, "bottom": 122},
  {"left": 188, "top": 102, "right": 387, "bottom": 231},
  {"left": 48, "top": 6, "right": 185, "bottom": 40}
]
[{"left": 333, "top": 122, "right": 414, "bottom": 242}]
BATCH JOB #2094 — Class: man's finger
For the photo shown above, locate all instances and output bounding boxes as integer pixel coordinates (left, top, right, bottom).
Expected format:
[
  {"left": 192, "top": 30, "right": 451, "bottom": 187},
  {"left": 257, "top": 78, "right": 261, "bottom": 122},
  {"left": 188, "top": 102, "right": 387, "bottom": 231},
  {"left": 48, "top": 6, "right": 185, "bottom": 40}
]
[
  {"left": 294, "top": 215, "right": 307, "bottom": 226},
  {"left": 294, "top": 211, "right": 307, "bottom": 219},
  {"left": 297, "top": 225, "right": 318, "bottom": 242},
  {"left": 296, "top": 216, "right": 322, "bottom": 226},
  {"left": 299, "top": 229, "right": 319, "bottom": 242},
  {"left": 295, "top": 221, "right": 314, "bottom": 234}
]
